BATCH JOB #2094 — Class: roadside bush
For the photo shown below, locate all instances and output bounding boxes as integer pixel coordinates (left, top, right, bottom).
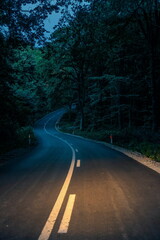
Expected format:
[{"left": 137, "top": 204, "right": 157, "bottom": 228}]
[{"left": 16, "top": 126, "right": 36, "bottom": 148}]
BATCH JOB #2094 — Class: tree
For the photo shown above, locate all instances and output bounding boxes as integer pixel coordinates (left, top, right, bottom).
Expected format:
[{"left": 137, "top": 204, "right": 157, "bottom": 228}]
[
  {"left": 0, "top": 0, "right": 60, "bottom": 150},
  {"left": 0, "top": 0, "right": 59, "bottom": 45},
  {"left": 108, "top": 0, "right": 160, "bottom": 130}
]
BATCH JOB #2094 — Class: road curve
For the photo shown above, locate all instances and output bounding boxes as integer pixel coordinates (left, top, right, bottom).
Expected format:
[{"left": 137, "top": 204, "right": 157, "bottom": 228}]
[{"left": 0, "top": 108, "right": 160, "bottom": 240}]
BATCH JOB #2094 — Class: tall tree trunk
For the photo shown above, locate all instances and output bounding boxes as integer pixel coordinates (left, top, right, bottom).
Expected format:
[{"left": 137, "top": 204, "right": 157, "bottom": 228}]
[
  {"left": 80, "top": 102, "right": 85, "bottom": 130},
  {"left": 128, "top": 106, "right": 131, "bottom": 128},
  {"left": 151, "top": 46, "right": 159, "bottom": 131},
  {"left": 77, "top": 74, "right": 85, "bottom": 131}
]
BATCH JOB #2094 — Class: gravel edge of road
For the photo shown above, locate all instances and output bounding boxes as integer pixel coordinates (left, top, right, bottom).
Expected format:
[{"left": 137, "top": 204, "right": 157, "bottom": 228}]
[{"left": 101, "top": 142, "right": 160, "bottom": 174}]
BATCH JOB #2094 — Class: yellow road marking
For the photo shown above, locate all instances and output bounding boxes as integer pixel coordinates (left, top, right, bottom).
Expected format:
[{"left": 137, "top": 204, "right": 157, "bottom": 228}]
[
  {"left": 76, "top": 160, "right": 81, "bottom": 168},
  {"left": 38, "top": 117, "right": 76, "bottom": 240},
  {"left": 58, "top": 194, "right": 76, "bottom": 234}
]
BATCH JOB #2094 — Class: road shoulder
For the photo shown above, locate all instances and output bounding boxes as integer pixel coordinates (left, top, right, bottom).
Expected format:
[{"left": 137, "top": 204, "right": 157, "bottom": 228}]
[
  {"left": 100, "top": 141, "right": 160, "bottom": 174},
  {"left": 58, "top": 127, "right": 160, "bottom": 174}
]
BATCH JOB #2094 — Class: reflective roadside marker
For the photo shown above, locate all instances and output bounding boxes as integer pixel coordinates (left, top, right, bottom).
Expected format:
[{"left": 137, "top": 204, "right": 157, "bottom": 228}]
[
  {"left": 110, "top": 135, "right": 113, "bottom": 144},
  {"left": 29, "top": 134, "right": 31, "bottom": 145}
]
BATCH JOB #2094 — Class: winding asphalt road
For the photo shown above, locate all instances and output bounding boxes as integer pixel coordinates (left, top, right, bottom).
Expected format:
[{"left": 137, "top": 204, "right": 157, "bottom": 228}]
[{"left": 0, "top": 108, "right": 160, "bottom": 240}]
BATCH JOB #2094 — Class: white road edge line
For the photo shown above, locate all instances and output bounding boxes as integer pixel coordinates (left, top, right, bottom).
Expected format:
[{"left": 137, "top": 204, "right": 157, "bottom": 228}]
[
  {"left": 38, "top": 114, "right": 76, "bottom": 240},
  {"left": 76, "top": 160, "right": 81, "bottom": 168},
  {"left": 58, "top": 194, "right": 76, "bottom": 234}
]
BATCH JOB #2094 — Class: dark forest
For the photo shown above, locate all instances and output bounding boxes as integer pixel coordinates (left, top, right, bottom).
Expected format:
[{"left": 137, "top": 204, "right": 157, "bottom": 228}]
[{"left": 1, "top": 0, "right": 160, "bottom": 160}]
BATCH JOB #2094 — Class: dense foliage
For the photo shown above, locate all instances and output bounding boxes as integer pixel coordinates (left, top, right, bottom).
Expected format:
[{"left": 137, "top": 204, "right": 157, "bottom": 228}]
[
  {"left": 0, "top": 0, "right": 59, "bottom": 151},
  {"left": 0, "top": 0, "right": 160, "bottom": 153},
  {"left": 48, "top": 0, "right": 160, "bottom": 132}
]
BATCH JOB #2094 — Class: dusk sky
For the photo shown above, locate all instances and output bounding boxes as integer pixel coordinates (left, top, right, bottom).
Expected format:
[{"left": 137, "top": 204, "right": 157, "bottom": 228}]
[
  {"left": 23, "top": 3, "right": 62, "bottom": 39},
  {"left": 44, "top": 11, "right": 61, "bottom": 38}
]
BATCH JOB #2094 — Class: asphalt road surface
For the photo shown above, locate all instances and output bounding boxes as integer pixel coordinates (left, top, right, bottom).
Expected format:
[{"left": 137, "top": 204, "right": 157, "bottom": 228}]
[{"left": 0, "top": 108, "right": 160, "bottom": 240}]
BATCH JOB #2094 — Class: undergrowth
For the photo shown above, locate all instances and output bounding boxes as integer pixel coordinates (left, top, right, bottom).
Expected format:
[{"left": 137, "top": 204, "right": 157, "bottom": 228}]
[{"left": 0, "top": 126, "right": 36, "bottom": 156}]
